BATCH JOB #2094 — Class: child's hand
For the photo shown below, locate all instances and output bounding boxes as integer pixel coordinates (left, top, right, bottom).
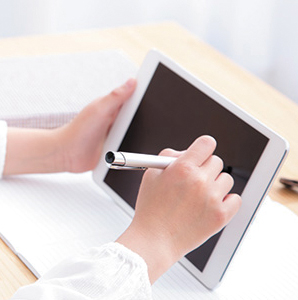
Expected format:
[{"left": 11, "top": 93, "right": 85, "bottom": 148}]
[
  {"left": 117, "top": 136, "right": 241, "bottom": 283},
  {"left": 4, "top": 79, "right": 136, "bottom": 175},
  {"left": 57, "top": 78, "right": 136, "bottom": 173}
]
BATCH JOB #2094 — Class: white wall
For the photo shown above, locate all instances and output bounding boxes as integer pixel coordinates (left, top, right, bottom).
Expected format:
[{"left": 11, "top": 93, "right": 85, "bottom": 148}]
[{"left": 0, "top": 0, "right": 297, "bottom": 103}]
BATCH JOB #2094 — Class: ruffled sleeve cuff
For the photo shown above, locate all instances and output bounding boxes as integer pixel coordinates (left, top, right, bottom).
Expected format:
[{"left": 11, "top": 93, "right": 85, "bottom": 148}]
[{"left": 12, "top": 242, "right": 153, "bottom": 300}]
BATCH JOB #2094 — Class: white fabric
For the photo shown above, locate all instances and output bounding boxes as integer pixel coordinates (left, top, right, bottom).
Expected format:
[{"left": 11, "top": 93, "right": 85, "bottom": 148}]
[
  {"left": 10, "top": 242, "right": 153, "bottom": 300},
  {"left": 0, "top": 120, "right": 7, "bottom": 179}
]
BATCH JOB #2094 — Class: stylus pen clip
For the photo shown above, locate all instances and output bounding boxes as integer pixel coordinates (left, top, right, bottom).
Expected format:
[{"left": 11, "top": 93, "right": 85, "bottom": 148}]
[
  {"left": 105, "top": 151, "right": 176, "bottom": 170},
  {"left": 108, "top": 165, "right": 148, "bottom": 171}
]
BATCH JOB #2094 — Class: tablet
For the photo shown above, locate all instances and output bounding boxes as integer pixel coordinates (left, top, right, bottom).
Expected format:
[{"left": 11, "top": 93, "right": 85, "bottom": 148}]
[{"left": 93, "top": 49, "right": 289, "bottom": 289}]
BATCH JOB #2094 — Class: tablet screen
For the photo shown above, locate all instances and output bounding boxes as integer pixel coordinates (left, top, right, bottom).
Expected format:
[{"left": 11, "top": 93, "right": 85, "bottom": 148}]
[{"left": 104, "top": 63, "right": 268, "bottom": 272}]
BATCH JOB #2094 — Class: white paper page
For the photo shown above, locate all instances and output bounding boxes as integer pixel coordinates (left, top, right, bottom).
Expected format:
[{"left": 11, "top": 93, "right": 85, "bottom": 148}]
[
  {"left": 214, "top": 198, "right": 298, "bottom": 299},
  {"left": 0, "top": 51, "right": 137, "bottom": 128},
  {"left": 0, "top": 171, "right": 298, "bottom": 299},
  {"left": 152, "top": 198, "right": 298, "bottom": 299},
  {"left": 0, "top": 172, "right": 132, "bottom": 276}
]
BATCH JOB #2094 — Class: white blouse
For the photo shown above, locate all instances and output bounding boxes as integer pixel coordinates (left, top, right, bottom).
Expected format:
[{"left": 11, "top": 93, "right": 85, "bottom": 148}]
[{"left": 0, "top": 121, "right": 153, "bottom": 300}]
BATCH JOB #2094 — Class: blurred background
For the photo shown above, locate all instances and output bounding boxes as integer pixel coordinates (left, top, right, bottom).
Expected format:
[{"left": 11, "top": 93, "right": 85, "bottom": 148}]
[{"left": 0, "top": 0, "right": 297, "bottom": 103}]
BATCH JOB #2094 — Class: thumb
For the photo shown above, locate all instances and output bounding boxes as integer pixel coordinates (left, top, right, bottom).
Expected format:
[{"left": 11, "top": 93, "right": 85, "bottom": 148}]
[
  {"left": 68, "top": 78, "right": 136, "bottom": 136},
  {"left": 92, "top": 78, "right": 136, "bottom": 138},
  {"left": 101, "top": 78, "right": 137, "bottom": 112}
]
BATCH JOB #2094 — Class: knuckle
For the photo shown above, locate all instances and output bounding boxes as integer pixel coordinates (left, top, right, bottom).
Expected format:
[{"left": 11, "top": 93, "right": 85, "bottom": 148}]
[
  {"left": 159, "top": 148, "right": 174, "bottom": 156},
  {"left": 193, "top": 173, "right": 210, "bottom": 194},
  {"left": 197, "top": 172, "right": 210, "bottom": 187},
  {"left": 212, "top": 207, "right": 228, "bottom": 226},
  {"left": 176, "top": 160, "right": 191, "bottom": 176},
  {"left": 111, "top": 87, "right": 122, "bottom": 97},
  {"left": 175, "top": 160, "right": 195, "bottom": 179}
]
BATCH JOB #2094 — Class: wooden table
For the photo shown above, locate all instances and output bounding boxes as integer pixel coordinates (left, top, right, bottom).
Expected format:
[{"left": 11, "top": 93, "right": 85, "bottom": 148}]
[{"left": 1, "top": 22, "right": 298, "bottom": 299}]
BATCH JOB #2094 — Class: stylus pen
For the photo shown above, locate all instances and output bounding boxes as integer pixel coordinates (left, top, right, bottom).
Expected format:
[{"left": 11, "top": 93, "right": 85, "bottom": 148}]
[{"left": 105, "top": 151, "right": 176, "bottom": 170}]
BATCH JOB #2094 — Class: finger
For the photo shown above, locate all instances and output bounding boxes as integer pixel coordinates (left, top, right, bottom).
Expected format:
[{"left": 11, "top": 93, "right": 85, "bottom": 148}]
[
  {"left": 222, "top": 193, "right": 242, "bottom": 222},
  {"left": 215, "top": 172, "right": 235, "bottom": 195},
  {"left": 159, "top": 148, "right": 185, "bottom": 158},
  {"left": 182, "top": 135, "right": 217, "bottom": 167},
  {"left": 200, "top": 155, "right": 224, "bottom": 179}
]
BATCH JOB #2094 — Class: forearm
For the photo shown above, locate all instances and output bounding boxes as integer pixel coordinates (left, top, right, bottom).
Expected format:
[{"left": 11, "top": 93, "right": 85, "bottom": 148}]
[{"left": 3, "top": 127, "right": 65, "bottom": 175}]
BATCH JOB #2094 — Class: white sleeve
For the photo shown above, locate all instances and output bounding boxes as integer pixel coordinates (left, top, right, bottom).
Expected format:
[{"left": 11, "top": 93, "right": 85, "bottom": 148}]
[
  {"left": 11, "top": 242, "right": 153, "bottom": 300},
  {"left": 0, "top": 120, "right": 8, "bottom": 179}
]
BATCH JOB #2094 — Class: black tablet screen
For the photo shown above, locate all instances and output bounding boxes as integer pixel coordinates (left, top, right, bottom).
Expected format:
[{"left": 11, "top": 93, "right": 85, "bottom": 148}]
[{"left": 104, "top": 63, "right": 268, "bottom": 272}]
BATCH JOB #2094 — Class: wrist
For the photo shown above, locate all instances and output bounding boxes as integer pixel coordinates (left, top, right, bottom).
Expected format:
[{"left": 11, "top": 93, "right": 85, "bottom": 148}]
[
  {"left": 116, "top": 222, "right": 180, "bottom": 284},
  {"left": 52, "top": 126, "right": 71, "bottom": 173},
  {"left": 4, "top": 127, "right": 65, "bottom": 175},
  {"left": 53, "top": 124, "right": 96, "bottom": 173},
  {"left": 47, "top": 128, "right": 68, "bottom": 173}
]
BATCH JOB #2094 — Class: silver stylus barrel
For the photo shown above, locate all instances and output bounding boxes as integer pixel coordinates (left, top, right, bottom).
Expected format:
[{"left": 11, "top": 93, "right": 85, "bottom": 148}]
[{"left": 105, "top": 151, "right": 176, "bottom": 170}]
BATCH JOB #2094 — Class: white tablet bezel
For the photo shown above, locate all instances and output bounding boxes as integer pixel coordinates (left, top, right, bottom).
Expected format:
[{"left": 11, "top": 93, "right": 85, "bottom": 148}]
[{"left": 93, "top": 49, "right": 289, "bottom": 289}]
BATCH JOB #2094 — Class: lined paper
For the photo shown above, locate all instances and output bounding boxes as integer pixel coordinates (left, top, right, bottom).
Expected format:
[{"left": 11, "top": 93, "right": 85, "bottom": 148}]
[
  {"left": 0, "top": 172, "right": 297, "bottom": 299},
  {"left": 0, "top": 172, "right": 132, "bottom": 276}
]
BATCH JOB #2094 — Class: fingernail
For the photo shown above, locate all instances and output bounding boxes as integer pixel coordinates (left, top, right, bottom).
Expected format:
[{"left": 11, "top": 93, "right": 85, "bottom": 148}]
[{"left": 125, "top": 78, "right": 135, "bottom": 89}]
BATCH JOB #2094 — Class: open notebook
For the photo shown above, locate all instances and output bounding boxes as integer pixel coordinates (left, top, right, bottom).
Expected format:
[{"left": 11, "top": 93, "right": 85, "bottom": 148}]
[
  {"left": 0, "top": 50, "right": 137, "bottom": 128},
  {"left": 1, "top": 172, "right": 298, "bottom": 299},
  {"left": 0, "top": 51, "right": 298, "bottom": 299}
]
